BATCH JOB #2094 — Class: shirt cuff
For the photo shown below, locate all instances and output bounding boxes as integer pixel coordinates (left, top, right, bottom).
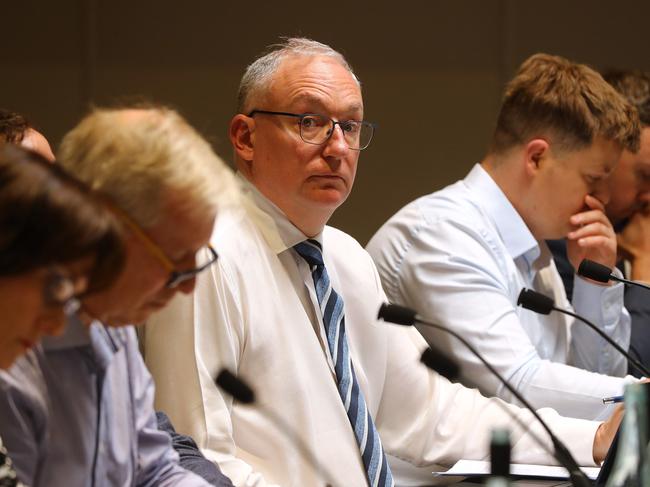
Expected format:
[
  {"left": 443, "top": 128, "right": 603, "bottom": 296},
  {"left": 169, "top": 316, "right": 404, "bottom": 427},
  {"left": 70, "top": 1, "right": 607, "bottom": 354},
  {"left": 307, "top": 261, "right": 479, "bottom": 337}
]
[
  {"left": 573, "top": 268, "right": 625, "bottom": 326},
  {"left": 548, "top": 415, "right": 602, "bottom": 467}
]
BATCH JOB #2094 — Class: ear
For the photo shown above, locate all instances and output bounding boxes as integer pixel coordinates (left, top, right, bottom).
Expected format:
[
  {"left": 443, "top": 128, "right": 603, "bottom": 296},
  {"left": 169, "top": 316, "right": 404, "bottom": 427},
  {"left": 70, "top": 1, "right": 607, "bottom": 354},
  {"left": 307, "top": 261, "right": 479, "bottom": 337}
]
[
  {"left": 523, "top": 138, "right": 550, "bottom": 177},
  {"left": 229, "top": 114, "right": 256, "bottom": 169}
]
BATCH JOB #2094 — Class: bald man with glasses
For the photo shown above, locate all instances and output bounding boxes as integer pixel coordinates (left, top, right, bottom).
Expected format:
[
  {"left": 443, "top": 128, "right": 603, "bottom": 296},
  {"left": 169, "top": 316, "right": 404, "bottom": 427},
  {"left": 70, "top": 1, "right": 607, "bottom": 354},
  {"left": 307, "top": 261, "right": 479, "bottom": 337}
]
[{"left": 0, "top": 106, "right": 237, "bottom": 487}]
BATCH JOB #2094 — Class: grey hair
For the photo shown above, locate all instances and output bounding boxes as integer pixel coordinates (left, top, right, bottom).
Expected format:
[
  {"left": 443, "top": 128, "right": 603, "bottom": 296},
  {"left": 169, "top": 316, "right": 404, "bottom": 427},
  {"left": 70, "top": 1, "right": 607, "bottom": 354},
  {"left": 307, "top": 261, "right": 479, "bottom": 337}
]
[
  {"left": 58, "top": 106, "right": 239, "bottom": 228},
  {"left": 237, "top": 37, "right": 357, "bottom": 113}
]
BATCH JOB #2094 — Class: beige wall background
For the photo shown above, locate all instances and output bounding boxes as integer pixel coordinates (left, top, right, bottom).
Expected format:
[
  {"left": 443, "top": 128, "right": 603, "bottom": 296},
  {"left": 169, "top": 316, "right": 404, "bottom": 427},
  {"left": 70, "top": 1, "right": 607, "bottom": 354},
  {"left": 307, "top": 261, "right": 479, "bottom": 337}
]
[{"left": 3, "top": 1, "right": 649, "bottom": 244}]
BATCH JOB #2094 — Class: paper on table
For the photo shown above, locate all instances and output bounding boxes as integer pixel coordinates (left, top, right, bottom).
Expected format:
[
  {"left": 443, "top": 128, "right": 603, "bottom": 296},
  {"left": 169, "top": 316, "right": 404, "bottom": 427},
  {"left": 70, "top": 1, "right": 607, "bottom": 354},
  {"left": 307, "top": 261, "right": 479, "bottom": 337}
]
[{"left": 433, "top": 459, "right": 600, "bottom": 481}]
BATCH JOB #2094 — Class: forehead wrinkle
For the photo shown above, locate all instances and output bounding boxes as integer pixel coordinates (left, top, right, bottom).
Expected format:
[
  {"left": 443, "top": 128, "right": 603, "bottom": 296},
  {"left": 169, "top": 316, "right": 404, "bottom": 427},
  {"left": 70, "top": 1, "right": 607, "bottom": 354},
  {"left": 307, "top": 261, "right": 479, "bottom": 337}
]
[
  {"left": 269, "top": 57, "right": 363, "bottom": 116},
  {"left": 289, "top": 92, "right": 363, "bottom": 115}
]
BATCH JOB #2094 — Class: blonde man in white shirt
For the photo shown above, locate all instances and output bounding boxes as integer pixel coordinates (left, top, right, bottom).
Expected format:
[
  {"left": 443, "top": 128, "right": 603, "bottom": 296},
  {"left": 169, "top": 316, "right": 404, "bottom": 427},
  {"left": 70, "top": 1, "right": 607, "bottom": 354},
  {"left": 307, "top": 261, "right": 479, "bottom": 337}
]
[
  {"left": 144, "top": 41, "right": 620, "bottom": 487},
  {"left": 367, "top": 54, "right": 641, "bottom": 422}
]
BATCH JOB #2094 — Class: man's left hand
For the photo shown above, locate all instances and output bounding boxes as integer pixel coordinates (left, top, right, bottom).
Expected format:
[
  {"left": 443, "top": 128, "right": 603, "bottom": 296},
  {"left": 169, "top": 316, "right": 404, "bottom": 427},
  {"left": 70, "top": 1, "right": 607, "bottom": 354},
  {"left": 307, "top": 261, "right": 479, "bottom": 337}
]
[{"left": 567, "top": 195, "right": 617, "bottom": 276}]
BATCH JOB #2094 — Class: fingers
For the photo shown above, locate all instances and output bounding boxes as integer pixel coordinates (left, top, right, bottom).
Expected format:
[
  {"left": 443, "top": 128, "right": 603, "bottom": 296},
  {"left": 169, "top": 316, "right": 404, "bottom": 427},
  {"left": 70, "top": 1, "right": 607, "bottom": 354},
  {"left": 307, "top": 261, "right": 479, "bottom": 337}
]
[
  {"left": 567, "top": 196, "right": 617, "bottom": 270},
  {"left": 571, "top": 235, "right": 615, "bottom": 251},
  {"left": 567, "top": 221, "right": 614, "bottom": 241},
  {"left": 584, "top": 194, "right": 606, "bottom": 212},
  {"left": 570, "top": 209, "right": 612, "bottom": 229}
]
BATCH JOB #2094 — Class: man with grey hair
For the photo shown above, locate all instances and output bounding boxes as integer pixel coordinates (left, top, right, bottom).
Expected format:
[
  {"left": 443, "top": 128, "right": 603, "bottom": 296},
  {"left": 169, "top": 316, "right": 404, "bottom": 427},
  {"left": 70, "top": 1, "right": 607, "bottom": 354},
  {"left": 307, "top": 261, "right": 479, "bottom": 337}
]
[
  {"left": 144, "top": 39, "right": 618, "bottom": 487},
  {"left": 0, "top": 106, "right": 236, "bottom": 486}
]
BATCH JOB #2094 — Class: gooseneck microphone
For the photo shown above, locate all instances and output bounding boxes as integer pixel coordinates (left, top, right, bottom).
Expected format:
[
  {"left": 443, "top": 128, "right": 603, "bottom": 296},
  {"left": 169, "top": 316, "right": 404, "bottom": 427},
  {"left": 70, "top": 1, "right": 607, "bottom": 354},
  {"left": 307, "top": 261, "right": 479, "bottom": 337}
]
[
  {"left": 578, "top": 258, "right": 650, "bottom": 292},
  {"left": 517, "top": 288, "right": 650, "bottom": 378},
  {"left": 420, "top": 346, "right": 460, "bottom": 381},
  {"left": 374, "top": 305, "right": 463, "bottom": 381},
  {"left": 215, "top": 369, "right": 335, "bottom": 487},
  {"left": 377, "top": 303, "right": 591, "bottom": 487},
  {"left": 215, "top": 369, "right": 255, "bottom": 403}
]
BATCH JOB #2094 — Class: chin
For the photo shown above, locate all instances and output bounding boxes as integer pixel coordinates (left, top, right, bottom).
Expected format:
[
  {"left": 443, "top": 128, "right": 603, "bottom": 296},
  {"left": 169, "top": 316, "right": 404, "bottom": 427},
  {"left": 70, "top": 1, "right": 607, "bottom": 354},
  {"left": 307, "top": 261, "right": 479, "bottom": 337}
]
[{"left": 310, "top": 188, "right": 349, "bottom": 207}]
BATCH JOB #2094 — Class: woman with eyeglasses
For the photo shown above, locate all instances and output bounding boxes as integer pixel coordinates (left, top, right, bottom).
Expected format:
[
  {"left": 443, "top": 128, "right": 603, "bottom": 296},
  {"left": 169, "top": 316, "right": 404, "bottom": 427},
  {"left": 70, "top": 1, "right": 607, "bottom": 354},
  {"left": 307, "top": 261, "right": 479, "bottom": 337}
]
[{"left": 0, "top": 144, "right": 125, "bottom": 486}]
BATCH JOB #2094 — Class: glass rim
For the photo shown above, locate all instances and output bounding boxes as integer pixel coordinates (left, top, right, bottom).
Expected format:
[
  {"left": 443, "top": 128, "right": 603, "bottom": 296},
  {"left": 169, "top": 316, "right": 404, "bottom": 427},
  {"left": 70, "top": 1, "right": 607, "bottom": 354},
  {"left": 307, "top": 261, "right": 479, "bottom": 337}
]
[{"left": 248, "top": 109, "right": 376, "bottom": 150}]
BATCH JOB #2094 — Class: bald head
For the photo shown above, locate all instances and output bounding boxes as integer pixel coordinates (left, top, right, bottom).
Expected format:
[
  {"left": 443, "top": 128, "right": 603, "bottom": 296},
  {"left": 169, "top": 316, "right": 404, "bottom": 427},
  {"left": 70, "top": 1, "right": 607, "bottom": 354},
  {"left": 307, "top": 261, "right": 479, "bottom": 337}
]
[
  {"left": 20, "top": 128, "right": 55, "bottom": 162},
  {"left": 0, "top": 109, "right": 54, "bottom": 162}
]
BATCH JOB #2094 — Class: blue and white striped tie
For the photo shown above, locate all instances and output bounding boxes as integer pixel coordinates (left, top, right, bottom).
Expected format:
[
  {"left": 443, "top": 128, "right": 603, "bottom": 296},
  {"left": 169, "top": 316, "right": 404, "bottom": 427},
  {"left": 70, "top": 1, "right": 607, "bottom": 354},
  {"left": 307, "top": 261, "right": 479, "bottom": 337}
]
[{"left": 294, "top": 239, "right": 394, "bottom": 487}]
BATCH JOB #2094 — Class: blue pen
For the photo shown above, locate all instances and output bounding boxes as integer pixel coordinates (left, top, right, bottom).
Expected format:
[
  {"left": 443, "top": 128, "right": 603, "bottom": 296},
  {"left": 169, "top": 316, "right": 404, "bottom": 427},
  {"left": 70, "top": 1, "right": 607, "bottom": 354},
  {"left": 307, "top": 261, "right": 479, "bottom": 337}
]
[{"left": 602, "top": 395, "right": 624, "bottom": 404}]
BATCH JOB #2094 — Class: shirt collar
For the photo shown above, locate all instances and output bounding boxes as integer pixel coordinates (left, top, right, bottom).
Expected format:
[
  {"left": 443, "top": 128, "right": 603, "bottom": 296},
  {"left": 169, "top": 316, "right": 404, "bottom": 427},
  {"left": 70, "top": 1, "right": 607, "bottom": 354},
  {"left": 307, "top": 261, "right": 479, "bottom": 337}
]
[
  {"left": 41, "top": 315, "right": 91, "bottom": 351},
  {"left": 236, "top": 173, "right": 323, "bottom": 255},
  {"left": 41, "top": 317, "right": 121, "bottom": 370},
  {"left": 465, "top": 164, "right": 540, "bottom": 265}
]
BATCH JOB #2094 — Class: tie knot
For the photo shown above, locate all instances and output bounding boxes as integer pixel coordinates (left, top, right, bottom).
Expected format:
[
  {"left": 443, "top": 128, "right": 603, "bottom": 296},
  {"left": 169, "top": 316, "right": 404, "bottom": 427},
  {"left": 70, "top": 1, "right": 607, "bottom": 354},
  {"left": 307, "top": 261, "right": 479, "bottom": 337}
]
[{"left": 293, "top": 239, "right": 324, "bottom": 268}]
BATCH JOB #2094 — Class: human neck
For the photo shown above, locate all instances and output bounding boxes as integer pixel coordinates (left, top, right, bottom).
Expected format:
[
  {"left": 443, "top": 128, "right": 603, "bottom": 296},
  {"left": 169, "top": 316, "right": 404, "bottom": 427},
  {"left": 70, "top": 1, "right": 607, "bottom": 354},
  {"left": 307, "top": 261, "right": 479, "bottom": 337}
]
[
  {"left": 481, "top": 153, "right": 525, "bottom": 207},
  {"left": 285, "top": 208, "right": 330, "bottom": 238},
  {"left": 238, "top": 172, "right": 331, "bottom": 238}
]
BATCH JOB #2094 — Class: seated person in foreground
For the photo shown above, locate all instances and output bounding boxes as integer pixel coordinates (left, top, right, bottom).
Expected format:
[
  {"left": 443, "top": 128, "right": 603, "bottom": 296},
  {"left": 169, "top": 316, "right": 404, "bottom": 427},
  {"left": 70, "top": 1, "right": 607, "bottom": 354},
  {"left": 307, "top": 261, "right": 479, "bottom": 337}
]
[
  {"left": 0, "top": 144, "right": 124, "bottom": 486},
  {"left": 0, "top": 106, "right": 237, "bottom": 486}
]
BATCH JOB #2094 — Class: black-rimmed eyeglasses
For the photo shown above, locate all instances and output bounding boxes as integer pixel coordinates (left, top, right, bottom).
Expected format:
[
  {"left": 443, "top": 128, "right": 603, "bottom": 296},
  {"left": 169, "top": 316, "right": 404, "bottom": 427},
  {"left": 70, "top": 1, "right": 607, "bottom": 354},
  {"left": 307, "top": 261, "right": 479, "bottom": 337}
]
[{"left": 248, "top": 110, "right": 376, "bottom": 151}]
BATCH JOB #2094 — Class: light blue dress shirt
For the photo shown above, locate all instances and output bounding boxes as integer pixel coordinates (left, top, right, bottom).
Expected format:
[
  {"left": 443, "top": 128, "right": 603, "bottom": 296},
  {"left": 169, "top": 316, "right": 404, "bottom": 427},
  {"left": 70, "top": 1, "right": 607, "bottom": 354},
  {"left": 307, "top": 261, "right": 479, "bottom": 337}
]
[
  {"left": 367, "top": 163, "right": 634, "bottom": 421},
  {"left": 0, "top": 318, "right": 211, "bottom": 487}
]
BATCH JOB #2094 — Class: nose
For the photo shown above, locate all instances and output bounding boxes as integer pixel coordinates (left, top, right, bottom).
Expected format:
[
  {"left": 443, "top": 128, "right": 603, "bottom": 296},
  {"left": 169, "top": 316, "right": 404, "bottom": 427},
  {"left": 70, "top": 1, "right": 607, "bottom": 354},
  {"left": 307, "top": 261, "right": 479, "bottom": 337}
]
[
  {"left": 592, "top": 180, "right": 611, "bottom": 206},
  {"left": 322, "top": 124, "right": 349, "bottom": 158}
]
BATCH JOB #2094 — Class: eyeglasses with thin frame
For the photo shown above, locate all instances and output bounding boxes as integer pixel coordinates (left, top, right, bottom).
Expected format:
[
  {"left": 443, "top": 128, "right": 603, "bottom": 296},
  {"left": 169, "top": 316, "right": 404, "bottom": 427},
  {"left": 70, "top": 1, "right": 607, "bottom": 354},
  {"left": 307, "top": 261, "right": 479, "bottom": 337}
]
[
  {"left": 248, "top": 110, "right": 376, "bottom": 151},
  {"left": 112, "top": 206, "right": 219, "bottom": 289}
]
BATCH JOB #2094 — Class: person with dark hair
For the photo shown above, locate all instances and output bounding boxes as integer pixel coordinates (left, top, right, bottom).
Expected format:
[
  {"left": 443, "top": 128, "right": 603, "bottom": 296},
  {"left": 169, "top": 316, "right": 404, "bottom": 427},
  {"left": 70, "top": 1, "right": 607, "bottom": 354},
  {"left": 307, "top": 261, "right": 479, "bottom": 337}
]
[
  {"left": 0, "top": 110, "right": 54, "bottom": 162},
  {"left": 548, "top": 69, "right": 650, "bottom": 376},
  {"left": 0, "top": 144, "right": 124, "bottom": 367},
  {"left": 0, "top": 144, "right": 125, "bottom": 486},
  {"left": 369, "top": 53, "right": 641, "bottom": 421}
]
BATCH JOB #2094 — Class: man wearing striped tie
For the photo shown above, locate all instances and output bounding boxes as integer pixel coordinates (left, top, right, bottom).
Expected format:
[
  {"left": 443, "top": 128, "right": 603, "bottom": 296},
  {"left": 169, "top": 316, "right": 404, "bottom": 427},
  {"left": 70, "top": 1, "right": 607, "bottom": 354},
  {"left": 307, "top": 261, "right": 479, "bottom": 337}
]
[{"left": 144, "top": 38, "right": 619, "bottom": 486}]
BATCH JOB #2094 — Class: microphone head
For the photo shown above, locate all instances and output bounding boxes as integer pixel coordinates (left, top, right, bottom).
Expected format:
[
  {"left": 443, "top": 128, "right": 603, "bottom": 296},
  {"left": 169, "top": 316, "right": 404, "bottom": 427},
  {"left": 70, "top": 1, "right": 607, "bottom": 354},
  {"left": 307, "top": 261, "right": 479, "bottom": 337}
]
[
  {"left": 517, "top": 288, "right": 554, "bottom": 315},
  {"left": 490, "top": 428, "right": 511, "bottom": 477},
  {"left": 215, "top": 369, "right": 255, "bottom": 404},
  {"left": 377, "top": 303, "right": 416, "bottom": 326},
  {"left": 577, "top": 259, "right": 613, "bottom": 283},
  {"left": 420, "top": 347, "right": 460, "bottom": 381}
]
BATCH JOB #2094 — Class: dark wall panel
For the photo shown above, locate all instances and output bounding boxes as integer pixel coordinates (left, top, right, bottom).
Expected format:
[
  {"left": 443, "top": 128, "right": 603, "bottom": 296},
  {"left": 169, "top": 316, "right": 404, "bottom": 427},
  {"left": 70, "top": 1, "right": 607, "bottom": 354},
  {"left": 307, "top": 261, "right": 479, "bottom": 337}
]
[{"left": 2, "top": 0, "right": 649, "bottom": 244}]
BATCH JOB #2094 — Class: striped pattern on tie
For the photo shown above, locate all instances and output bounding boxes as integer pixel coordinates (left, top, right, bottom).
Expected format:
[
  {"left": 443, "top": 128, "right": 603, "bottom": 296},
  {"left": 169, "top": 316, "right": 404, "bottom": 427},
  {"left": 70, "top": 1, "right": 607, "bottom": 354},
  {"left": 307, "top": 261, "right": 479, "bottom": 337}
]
[{"left": 294, "top": 239, "right": 394, "bottom": 487}]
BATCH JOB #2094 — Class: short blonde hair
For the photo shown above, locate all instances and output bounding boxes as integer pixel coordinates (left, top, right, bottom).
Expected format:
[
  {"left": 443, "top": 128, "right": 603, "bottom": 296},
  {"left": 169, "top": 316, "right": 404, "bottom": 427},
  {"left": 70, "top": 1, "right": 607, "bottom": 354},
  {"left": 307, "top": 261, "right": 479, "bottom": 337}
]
[
  {"left": 58, "top": 106, "right": 237, "bottom": 228},
  {"left": 490, "top": 53, "right": 641, "bottom": 155}
]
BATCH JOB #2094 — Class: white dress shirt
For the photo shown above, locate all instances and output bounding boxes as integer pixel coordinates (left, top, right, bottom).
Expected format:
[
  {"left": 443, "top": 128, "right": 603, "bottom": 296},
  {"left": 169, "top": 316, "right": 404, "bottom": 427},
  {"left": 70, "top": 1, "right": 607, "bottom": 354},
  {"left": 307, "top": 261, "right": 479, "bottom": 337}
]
[
  {"left": 367, "top": 163, "right": 634, "bottom": 422},
  {"left": 143, "top": 176, "right": 600, "bottom": 487}
]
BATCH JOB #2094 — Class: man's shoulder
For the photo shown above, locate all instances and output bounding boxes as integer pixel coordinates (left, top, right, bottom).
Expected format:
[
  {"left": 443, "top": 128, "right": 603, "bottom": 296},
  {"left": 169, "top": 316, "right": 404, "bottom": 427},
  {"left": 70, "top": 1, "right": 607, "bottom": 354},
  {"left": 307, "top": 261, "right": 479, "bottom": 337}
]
[
  {"left": 0, "top": 349, "right": 47, "bottom": 396},
  {"left": 212, "top": 203, "right": 259, "bottom": 243},
  {"left": 369, "top": 181, "right": 495, "bottom": 257},
  {"left": 0, "top": 349, "right": 49, "bottom": 422},
  {"left": 323, "top": 225, "right": 365, "bottom": 253},
  {"left": 322, "top": 226, "right": 384, "bottom": 291},
  {"left": 411, "top": 180, "right": 488, "bottom": 226}
]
